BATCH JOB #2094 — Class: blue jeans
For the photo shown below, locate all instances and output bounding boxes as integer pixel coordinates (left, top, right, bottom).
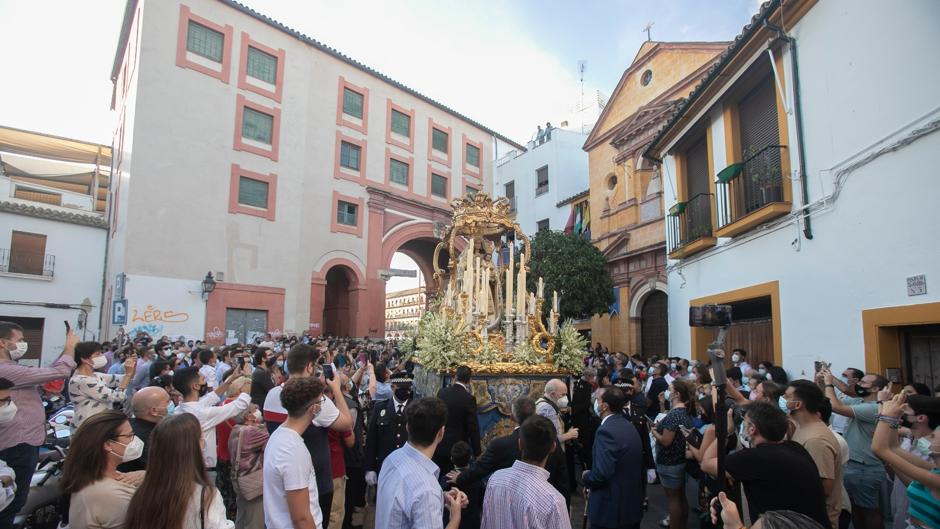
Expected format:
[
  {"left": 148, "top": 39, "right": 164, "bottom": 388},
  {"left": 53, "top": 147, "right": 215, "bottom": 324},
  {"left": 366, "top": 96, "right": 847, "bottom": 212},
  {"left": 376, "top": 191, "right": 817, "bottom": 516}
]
[
  {"left": 844, "top": 460, "right": 886, "bottom": 509},
  {"left": 0, "top": 443, "right": 39, "bottom": 529}
]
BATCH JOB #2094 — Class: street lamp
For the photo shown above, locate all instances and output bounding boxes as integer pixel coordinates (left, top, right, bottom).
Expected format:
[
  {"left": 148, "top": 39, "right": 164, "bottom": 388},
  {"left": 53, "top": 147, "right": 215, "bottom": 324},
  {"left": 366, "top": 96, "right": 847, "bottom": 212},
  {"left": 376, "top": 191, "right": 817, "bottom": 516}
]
[{"left": 201, "top": 272, "right": 217, "bottom": 301}]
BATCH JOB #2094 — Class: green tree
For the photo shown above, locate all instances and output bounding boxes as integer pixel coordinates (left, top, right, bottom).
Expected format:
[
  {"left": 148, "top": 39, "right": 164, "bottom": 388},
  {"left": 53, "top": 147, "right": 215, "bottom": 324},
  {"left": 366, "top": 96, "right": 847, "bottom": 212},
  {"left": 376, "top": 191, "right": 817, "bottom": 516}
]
[{"left": 525, "top": 230, "right": 614, "bottom": 320}]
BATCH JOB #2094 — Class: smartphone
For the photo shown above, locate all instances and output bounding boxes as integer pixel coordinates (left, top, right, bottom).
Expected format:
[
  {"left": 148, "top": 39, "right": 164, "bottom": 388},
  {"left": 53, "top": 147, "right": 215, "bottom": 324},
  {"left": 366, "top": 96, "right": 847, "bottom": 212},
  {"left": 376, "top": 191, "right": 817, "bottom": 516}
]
[
  {"left": 814, "top": 361, "right": 831, "bottom": 373},
  {"left": 237, "top": 356, "right": 246, "bottom": 368},
  {"left": 64, "top": 320, "right": 71, "bottom": 333},
  {"left": 680, "top": 426, "right": 704, "bottom": 449},
  {"left": 323, "top": 364, "right": 334, "bottom": 381}
]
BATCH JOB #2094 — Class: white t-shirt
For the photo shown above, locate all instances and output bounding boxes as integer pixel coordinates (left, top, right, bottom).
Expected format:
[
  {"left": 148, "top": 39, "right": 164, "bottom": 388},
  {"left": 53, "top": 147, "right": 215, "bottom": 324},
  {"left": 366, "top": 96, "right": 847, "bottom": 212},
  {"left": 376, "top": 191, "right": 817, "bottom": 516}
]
[
  {"left": 262, "top": 384, "right": 339, "bottom": 427},
  {"left": 200, "top": 364, "right": 220, "bottom": 389},
  {"left": 264, "top": 426, "right": 322, "bottom": 529}
]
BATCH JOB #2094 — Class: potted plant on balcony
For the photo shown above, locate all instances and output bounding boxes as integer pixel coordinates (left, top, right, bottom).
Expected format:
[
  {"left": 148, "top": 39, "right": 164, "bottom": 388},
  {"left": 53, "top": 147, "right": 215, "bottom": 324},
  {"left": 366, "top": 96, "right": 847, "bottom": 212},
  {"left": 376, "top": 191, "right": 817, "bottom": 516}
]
[{"left": 744, "top": 145, "right": 783, "bottom": 206}]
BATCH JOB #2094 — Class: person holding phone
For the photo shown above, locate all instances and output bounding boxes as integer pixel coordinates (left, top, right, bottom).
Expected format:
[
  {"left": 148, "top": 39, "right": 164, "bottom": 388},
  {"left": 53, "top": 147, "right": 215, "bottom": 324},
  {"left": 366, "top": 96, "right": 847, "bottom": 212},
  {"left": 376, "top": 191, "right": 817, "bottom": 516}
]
[{"left": 69, "top": 341, "right": 137, "bottom": 427}]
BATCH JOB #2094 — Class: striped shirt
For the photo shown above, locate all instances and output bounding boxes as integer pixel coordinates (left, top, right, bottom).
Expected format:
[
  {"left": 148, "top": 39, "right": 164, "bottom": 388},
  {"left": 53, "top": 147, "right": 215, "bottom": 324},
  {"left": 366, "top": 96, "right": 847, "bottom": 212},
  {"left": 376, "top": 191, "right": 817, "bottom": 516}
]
[
  {"left": 481, "top": 460, "right": 571, "bottom": 529},
  {"left": 907, "top": 469, "right": 940, "bottom": 529},
  {"left": 375, "top": 442, "right": 443, "bottom": 529}
]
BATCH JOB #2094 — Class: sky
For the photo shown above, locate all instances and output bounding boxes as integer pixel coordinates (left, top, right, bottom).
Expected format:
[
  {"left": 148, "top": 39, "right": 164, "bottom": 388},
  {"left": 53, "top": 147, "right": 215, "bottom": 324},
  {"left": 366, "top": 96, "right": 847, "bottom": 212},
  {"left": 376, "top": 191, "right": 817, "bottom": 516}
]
[{"left": 0, "top": 0, "right": 761, "bottom": 146}]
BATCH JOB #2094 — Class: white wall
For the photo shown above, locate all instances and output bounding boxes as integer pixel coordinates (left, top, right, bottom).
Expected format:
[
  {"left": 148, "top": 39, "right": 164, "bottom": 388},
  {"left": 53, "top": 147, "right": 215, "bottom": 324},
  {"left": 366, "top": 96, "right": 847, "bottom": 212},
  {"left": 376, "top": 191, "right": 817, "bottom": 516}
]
[
  {"left": 0, "top": 211, "right": 107, "bottom": 364},
  {"left": 495, "top": 129, "right": 588, "bottom": 235},
  {"left": 663, "top": 0, "right": 940, "bottom": 377},
  {"left": 121, "top": 274, "right": 207, "bottom": 341}
]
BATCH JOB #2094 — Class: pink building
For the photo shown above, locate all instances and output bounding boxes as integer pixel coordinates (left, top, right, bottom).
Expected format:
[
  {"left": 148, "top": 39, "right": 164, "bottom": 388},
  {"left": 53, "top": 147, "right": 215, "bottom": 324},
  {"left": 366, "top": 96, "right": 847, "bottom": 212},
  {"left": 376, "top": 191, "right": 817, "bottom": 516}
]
[{"left": 105, "top": 0, "right": 522, "bottom": 343}]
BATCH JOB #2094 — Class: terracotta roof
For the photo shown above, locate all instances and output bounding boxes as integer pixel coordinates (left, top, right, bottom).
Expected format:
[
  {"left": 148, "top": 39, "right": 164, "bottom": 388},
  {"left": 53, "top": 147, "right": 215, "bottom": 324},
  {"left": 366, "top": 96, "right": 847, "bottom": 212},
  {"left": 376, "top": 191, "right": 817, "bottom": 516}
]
[
  {"left": 0, "top": 201, "right": 108, "bottom": 229},
  {"left": 555, "top": 189, "right": 589, "bottom": 208},
  {"left": 643, "top": 0, "right": 780, "bottom": 160},
  {"left": 110, "top": 0, "right": 525, "bottom": 151}
]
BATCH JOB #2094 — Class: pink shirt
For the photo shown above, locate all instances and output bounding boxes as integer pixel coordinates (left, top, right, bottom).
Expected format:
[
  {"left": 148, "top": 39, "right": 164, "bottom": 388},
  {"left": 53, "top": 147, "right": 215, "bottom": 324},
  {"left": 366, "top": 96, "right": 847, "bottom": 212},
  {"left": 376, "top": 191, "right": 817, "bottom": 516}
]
[{"left": 0, "top": 355, "right": 76, "bottom": 451}]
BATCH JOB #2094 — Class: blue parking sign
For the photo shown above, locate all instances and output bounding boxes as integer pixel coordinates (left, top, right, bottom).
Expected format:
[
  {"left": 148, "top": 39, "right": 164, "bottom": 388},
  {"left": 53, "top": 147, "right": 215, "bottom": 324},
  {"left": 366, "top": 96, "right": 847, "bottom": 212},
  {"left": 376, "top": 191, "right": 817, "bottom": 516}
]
[{"left": 112, "top": 299, "right": 128, "bottom": 325}]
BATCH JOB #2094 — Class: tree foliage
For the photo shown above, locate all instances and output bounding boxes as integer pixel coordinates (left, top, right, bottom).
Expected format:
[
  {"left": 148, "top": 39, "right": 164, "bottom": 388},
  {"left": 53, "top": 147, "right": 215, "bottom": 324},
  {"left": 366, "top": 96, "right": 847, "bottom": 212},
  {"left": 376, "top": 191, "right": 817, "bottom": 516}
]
[{"left": 526, "top": 230, "right": 613, "bottom": 321}]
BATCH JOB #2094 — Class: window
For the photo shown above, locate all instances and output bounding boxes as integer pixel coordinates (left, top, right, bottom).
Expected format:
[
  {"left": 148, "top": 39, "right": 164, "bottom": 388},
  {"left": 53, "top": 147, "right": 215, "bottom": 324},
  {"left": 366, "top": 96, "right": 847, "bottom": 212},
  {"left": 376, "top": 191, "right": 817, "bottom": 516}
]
[
  {"left": 536, "top": 166, "right": 549, "bottom": 195},
  {"left": 337, "top": 201, "right": 358, "bottom": 226},
  {"left": 390, "top": 109, "right": 411, "bottom": 137},
  {"left": 246, "top": 46, "right": 277, "bottom": 84},
  {"left": 389, "top": 159, "right": 409, "bottom": 186},
  {"left": 225, "top": 309, "right": 268, "bottom": 345},
  {"left": 739, "top": 76, "right": 781, "bottom": 165},
  {"left": 466, "top": 143, "right": 480, "bottom": 168},
  {"left": 432, "top": 128, "right": 448, "bottom": 153},
  {"left": 187, "top": 21, "right": 224, "bottom": 62},
  {"left": 431, "top": 173, "right": 448, "bottom": 198},
  {"left": 242, "top": 107, "right": 273, "bottom": 144},
  {"left": 465, "top": 186, "right": 478, "bottom": 198},
  {"left": 537, "top": 219, "right": 550, "bottom": 232},
  {"left": 641, "top": 69, "right": 653, "bottom": 86},
  {"left": 237, "top": 176, "right": 269, "bottom": 208},
  {"left": 343, "top": 88, "right": 364, "bottom": 119},
  {"left": 9, "top": 231, "right": 48, "bottom": 276},
  {"left": 504, "top": 181, "right": 516, "bottom": 211},
  {"left": 340, "top": 142, "right": 361, "bottom": 171}
]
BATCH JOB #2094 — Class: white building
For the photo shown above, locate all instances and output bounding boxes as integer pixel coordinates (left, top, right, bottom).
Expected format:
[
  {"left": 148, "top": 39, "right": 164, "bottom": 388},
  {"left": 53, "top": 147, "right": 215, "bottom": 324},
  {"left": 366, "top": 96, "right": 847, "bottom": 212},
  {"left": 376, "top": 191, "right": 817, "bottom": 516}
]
[
  {"left": 106, "top": 0, "right": 521, "bottom": 344},
  {"left": 495, "top": 127, "right": 589, "bottom": 236},
  {"left": 646, "top": 0, "right": 940, "bottom": 386},
  {"left": 384, "top": 287, "right": 425, "bottom": 340},
  {"left": 0, "top": 126, "right": 110, "bottom": 364}
]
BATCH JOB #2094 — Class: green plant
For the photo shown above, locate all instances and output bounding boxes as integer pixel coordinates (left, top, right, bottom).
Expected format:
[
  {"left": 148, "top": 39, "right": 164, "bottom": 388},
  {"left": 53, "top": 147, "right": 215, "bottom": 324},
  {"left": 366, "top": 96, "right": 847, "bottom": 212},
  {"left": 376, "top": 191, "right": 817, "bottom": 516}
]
[{"left": 527, "top": 230, "right": 614, "bottom": 321}]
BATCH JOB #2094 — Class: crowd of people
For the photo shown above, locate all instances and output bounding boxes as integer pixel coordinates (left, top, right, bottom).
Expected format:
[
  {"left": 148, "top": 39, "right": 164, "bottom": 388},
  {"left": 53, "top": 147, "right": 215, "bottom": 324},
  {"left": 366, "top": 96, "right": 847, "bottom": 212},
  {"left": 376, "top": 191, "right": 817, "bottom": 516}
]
[{"left": 0, "top": 321, "right": 939, "bottom": 529}]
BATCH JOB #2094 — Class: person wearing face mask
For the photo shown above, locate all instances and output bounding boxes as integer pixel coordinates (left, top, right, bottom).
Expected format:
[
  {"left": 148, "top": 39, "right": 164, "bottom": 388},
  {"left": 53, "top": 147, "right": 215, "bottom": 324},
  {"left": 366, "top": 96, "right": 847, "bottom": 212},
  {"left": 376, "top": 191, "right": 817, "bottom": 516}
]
[
  {"left": 0, "top": 322, "right": 78, "bottom": 527},
  {"left": 819, "top": 367, "right": 889, "bottom": 529},
  {"left": 536, "top": 379, "right": 580, "bottom": 450},
  {"left": 786, "top": 380, "right": 842, "bottom": 529},
  {"left": 174, "top": 365, "right": 253, "bottom": 473},
  {"left": 885, "top": 396, "right": 937, "bottom": 529},
  {"left": 118, "top": 386, "right": 173, "bottom": 473},
  {"left": 69, "top": 342, "right": 137, "bottom": 427},
  {"left": 730, "top": 348, "right": 752, "bottom": 376},
  {"left": 125, "top": 413, "right": 234, "bottom": 529},
  {"left": 0, "top": 379, "right": 18, "bottom": 514},
  {"left": 61, "top": 411, "right": 144, "bottom": 529},
  {"left": 250, "top": 347, "right": 276, "bottom": 407},
  {"left": 228, "top": 404, "right": 268, "bottom": 529},
  {"left": 651, "top": 379, "right": 697, "bottom": 529},
  {"left": 645, "top": 364, "right": 670, "bottom": 419},
  {"left": 872, "top": 393, "right": 940, "bottom": 529},
  {"left": 364, "top": 371, "right": 416, "bottom": 488}
]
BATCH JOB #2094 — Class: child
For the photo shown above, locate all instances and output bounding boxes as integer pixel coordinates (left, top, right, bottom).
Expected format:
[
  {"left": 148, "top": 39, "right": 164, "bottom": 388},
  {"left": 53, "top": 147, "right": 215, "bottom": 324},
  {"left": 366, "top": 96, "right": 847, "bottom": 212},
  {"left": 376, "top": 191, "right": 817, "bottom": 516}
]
[{"left": 447, "top": 441, "right": 482, "bottom": 529}]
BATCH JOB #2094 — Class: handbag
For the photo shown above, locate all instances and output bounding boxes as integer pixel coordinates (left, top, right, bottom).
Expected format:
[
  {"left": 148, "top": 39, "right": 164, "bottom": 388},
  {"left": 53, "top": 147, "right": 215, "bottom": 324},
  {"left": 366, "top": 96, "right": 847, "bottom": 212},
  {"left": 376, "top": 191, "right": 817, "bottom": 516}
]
[{"left": 231, "top": 426, "right": 264, "bottom": 501}]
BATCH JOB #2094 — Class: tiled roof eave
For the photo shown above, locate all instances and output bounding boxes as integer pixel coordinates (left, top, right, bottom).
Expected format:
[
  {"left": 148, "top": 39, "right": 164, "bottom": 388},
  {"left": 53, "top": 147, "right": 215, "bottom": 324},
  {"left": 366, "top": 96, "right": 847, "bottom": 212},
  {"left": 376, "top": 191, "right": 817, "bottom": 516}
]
[{"left": 0, "top": 201, "right": 109, "bottom": 229}]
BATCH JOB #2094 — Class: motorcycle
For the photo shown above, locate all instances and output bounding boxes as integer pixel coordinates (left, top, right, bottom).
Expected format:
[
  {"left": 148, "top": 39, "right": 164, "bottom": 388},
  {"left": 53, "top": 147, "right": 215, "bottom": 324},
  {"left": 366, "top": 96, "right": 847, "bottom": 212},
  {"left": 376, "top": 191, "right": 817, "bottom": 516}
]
[{"left": 12, "top": 401, "right": 73, "bottom": 529}]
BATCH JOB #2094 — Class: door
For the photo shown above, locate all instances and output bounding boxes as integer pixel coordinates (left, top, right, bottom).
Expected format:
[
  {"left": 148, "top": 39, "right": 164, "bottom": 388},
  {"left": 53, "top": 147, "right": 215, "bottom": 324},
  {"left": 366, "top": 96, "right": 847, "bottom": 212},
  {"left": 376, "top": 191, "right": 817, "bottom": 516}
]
[
  {"left": 9, "top": 231, "right": 47, "bottom": 275},
  {"left": 903, "top": 325, "right": 940, "bottom": 390},
  {"left": 225, "top": 309, "right": 268, "bottom": 345},
  {"left": 641, "top": 291, "right": 668, "bottom": 358}
]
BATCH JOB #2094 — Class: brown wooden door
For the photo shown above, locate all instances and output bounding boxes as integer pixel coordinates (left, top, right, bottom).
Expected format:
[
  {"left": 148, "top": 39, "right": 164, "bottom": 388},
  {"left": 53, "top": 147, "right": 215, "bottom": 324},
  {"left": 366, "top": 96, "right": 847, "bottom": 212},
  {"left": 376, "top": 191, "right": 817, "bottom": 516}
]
[
  {"left": 904, "top": 325, "right": 940, "bottom": 390},
  {"left": 10, "top": 231, "right": 46, "bottom": 275},
  {"left": 641, "top": 291, "right": 668, "bottom": 358},
  {"left": 725, "top": 318, "right": 774, "bottom": 368}
]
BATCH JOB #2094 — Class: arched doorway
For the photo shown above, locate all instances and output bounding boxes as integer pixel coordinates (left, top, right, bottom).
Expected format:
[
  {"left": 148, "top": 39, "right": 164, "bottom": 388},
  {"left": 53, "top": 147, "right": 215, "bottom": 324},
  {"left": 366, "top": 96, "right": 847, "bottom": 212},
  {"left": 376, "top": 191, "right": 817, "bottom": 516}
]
[
  {"left": 323, "top": 265, "right": 358, "bottom": 337},
  {"left": 641, "top": 290, "right": 668, "bottom": 357}
]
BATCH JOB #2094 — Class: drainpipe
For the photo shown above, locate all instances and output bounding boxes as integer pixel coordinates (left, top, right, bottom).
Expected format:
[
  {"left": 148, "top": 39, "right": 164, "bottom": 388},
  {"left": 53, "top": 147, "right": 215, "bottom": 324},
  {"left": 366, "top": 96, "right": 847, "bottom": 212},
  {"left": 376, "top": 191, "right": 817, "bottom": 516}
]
[{"left": 765, "top": 20, "right": 813, "bottom": 240}]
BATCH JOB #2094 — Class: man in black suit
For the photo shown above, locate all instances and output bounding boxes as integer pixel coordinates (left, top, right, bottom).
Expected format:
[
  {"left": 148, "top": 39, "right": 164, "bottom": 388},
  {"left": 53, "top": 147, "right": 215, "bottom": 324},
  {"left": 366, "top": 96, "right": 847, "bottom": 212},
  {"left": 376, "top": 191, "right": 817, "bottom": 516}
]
[
  {"left": 433, "top": 365, "right": 481, "bottom": 473},
  {"left": 582, "top": 386, "right": 643, "bottom": 529},
  {"left": 448, "top": 396, "right": 570, "bottom": 502}
]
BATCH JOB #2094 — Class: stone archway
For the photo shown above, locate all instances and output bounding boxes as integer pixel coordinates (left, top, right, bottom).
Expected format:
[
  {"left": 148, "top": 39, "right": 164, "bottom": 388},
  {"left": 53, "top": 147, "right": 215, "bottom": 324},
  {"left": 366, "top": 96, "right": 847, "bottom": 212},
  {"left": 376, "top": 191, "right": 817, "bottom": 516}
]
[{"left": 309, "top": 257, "right": 366, "bottom": 337}]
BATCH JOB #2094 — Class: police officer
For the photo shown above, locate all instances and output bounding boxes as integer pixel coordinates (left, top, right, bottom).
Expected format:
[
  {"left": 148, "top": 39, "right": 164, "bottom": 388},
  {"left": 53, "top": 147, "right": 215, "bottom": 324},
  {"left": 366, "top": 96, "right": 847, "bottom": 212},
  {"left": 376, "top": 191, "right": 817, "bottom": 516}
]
[
  {"left": 615, "top": 371, "right": 653, "bottom": 508},
  {"left": 570, "top": 367, "right": 597, "bottom": 469},
  {"left": 364, "top": 370, "right": 413, "bottom": 486}
]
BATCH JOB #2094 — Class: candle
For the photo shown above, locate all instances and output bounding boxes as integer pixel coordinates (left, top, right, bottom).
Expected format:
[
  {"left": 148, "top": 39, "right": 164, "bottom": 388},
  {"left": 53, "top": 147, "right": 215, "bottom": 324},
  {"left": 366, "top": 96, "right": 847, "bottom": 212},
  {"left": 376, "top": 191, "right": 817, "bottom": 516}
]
[
  {"left": 537, "top": 277, "right": 544, "bottom": 299},
  {"left": 482, "top": 269, "right": 489, "bottom": 314},
  {"left": 529, "top": 293, "right": 536, "bottom": 316},
  {"left": 517, "top": 255, "right": 526, "bottom": 316},
  {"left": 505, "top": 262, "right": 513, "bottom": 316},
  {"left": 553, "top": 290, "right": 559, "bottom": 313}
]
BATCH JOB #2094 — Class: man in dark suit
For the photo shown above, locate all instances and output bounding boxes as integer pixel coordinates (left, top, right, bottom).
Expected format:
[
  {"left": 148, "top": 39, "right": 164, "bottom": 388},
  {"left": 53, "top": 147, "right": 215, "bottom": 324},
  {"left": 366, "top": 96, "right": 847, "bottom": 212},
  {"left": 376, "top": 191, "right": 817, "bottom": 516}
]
[
  {"left": 570, "top": 367, "right": 598, "bottom": 469},
  {"left": 582, "top": 386, "right": 643, "bottom": 529},
  {"left": 433, "top": 365, "right": 481, "bottom": 473},
  {"left": 363, "top": 371, "right": 413, "bottom": 486},
  {"left": 448, "top": 396, "right": 570, "bottom": 502}
]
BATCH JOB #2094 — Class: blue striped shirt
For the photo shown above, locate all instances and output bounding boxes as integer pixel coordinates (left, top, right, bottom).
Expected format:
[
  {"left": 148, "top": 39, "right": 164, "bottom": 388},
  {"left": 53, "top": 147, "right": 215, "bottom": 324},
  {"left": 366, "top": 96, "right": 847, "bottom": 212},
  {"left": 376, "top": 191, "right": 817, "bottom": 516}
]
[{"left": 375, "top": 442, "right": 444, "bottom": 529}]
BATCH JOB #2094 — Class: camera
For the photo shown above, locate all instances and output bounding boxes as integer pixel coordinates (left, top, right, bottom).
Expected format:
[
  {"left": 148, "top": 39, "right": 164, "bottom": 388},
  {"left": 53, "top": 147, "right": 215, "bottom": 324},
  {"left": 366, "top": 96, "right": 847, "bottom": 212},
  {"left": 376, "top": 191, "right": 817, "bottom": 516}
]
[{"left": 689, "top": 304, "right": 732, "bottom": 328}]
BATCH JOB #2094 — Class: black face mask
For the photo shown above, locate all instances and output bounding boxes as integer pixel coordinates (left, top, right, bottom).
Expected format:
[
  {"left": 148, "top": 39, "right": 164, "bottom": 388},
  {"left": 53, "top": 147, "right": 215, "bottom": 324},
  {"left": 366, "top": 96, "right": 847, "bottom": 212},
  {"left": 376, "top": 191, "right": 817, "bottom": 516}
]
[
  {"left": 900, "top": 416, "right": 913, "bottom": 429},
  {"left": 394, "top": 387, "right": 413, "bottom": 402},
  {"left": 854, "top": 383, "right": 871, "bottom": 397}
]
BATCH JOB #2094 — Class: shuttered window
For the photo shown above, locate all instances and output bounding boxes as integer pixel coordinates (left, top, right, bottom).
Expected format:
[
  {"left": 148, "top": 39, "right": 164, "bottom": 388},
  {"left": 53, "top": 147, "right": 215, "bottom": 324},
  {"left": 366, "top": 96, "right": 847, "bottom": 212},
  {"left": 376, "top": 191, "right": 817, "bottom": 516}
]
[
  {"left": 738, "top": 76, "right": 780, "bottom": 167},
  {"left": 389, "top": 159, "right": 409, "bottom": 186},
  {"left": 10, "top": 231, "right": 46, "bottom": 275},
  {"left": 337, "top": 201, "right": 358, "bottom": 226},
  {"left": 340, "top": 142, "right": 361, "bottom": 170},
  {"left": 238, "top": 177, "right": 268, "bottom": 208},
  {"left": 187, "top": 21, "right": 224, "bottom": 63},
  {"left": 685, "top": 135, "right": 710, "bottom": 199},
  {"left": 432, "top": 128, "right": 448, "bottom": 153},
  {"left": 246, "top": 47, "right": 277, "bottom": 84},
  {"left": 343, "top": 88, "right": 364, "bottom": 119},
  {"left": 242, "top": 107, "right": 273, "bottom": 144},
  {"left": 466, "top": 143, "right": 480, "bottom": 168},
  {"left": 390, "top": 109, "right": 410, "bottom": 137},
  {"left": 431, "top": 174, "right": 448, "bottom": 198}
]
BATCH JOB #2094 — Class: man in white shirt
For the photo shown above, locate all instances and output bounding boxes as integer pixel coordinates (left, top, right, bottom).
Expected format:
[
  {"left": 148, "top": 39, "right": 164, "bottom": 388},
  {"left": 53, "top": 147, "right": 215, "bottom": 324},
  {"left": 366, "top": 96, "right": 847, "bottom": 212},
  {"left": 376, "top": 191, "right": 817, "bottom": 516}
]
[
  {"left": 264, "top": 376, "right": 326, "bottom": 529},
  {"left": 198, "top": 349, "right": 220, "bottom": 390},
  {"left": 173, "top": 365, "right": 252, "bottom": 470}
]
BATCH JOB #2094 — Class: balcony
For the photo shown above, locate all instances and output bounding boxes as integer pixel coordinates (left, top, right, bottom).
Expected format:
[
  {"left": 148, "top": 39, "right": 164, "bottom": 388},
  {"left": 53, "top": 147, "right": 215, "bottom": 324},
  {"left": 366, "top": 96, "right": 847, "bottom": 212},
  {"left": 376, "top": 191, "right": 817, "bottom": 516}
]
[
  {"left": 715, "top": 145, "right": 791, "bottom": 238},
  {"left": 667, "top": 193, "right": 716, "bottom": 259},
  {"left": 0, "top": 249, "right": 55, "bottom": 278}
]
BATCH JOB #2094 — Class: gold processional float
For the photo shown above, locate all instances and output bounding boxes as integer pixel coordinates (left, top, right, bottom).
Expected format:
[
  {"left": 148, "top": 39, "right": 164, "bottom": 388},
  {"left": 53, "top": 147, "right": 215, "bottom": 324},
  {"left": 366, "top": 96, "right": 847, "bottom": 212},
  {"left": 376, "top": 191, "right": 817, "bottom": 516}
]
[{"left": 407, "top": 192, "right": 587, "bottom": 441}]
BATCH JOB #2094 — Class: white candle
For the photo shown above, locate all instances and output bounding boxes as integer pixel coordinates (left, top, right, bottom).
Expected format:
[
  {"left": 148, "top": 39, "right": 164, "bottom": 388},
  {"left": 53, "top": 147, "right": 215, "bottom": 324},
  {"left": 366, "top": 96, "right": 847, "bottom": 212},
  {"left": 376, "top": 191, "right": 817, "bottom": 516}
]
[
  {"left": 537, "top": 277, "right": 544, "bottom": 299},
  {"left": 482, "top": 269, "right": 489, "bottom": 314},
  {"left": 529, "top": 293, "right": 536, "bottom": 316},
  {"left": 553, "top": 290, "right": 559, "bottom": 313},
  {"left": 517, "top": 256, "right": 526, "bottom": 316}
]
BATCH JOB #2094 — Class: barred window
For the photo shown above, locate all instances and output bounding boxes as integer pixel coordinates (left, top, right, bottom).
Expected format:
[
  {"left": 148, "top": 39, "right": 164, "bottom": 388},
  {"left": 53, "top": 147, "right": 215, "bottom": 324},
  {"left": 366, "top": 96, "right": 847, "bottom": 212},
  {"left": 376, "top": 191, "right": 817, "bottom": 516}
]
[
  {"left": 391, "top": 109, "right": 411, "bottom": 137},
  {"left": 343, "top": 88, "right": 364, "bottom": 119},
  {"left": 340, "top": 142, "right": 361, "bottom": 171},
  {"left": 186, "top": 21, "right": 224, "bottom": 62},
  {"left": 238, "top": 177, "right": 268, "bottom": 208},
  {"left": 246, "top": 47, "right": 277, "bottom": 84},
  {"left": 466, "top": 143, "right": 480, "bottom": 168},
  {"left": 432, "top": 128, "right": 448, "bottom": 153},
  {"left": 242, "top": 107, "right": 273, "bottom": 144},
  {"left": 431, "top": 174, "right": 448, "bottom": 198},
  {"left": 389, "top": 159, "right": 409, "bottom": 186}
]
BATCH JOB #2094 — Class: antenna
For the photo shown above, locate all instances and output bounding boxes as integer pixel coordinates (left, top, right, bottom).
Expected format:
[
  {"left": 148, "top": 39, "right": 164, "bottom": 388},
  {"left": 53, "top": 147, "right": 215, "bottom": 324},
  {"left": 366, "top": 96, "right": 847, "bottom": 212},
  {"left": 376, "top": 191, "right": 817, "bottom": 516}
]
[
  {"left": 643, "top": 21, "right": 654, "bottom": 41},
  {"left": 577, "top": 60, "right": 587, "bottom": 110}
]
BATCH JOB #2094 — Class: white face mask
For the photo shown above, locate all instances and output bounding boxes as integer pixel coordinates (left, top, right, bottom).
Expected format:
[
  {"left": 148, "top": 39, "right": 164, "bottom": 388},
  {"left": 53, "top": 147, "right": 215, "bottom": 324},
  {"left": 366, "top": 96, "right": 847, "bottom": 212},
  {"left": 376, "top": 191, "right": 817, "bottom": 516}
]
[
  {"left": 738, "top": 423, "right": 752, "bottom": 449},
  {"left": 110, "top": 436, "right": 145, "bottom": 462},
  {"left": 91, "top": 355, "right": 108, "bottom": 370},
  {"left": 0, "top": 402, "right": 17, "bottom": 424},
  {"left": 731, "top": 353, "right": 740, "bottom": 363},
  {"left": 556, "top": 395, "right": 569, "bottom": 408},
  {"left": 8, "top": 341, "right": 27, "bottom": 361}
]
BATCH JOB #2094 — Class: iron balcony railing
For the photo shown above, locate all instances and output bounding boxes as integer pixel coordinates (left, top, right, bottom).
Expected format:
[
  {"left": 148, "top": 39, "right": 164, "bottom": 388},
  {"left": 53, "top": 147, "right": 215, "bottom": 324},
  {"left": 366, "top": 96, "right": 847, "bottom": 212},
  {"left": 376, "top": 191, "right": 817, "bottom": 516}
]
[
  {"left": 0, "top": 249, "right": 55, "bottom": 277},
  {"left": 716, "top": 144, "right": 788, "bottom": 229},
  {"left": 667, "top": 193, "right": 714, "bottom": 255}
]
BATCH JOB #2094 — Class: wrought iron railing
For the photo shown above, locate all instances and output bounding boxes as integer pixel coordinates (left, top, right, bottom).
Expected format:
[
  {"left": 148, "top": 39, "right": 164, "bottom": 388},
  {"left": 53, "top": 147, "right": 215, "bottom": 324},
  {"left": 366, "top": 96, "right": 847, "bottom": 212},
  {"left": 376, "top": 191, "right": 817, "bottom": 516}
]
[
  {"left": 716, "top": 144, "right": 787, "bottom": 229},
  {"left": 0, "top": 249, "right": 55, "bottom": 277},
  {"left": 667, "top": 193, "right": 713, "bottom": 255}
]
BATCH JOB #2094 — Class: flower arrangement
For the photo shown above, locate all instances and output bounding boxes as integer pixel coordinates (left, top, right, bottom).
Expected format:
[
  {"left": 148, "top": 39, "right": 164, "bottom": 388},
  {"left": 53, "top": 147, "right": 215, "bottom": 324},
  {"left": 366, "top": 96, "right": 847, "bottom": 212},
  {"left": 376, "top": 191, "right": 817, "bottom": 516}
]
[
  {"left": 411, "top": 312, "right": 473, "bottom": 372},
  {"left": 554, "top": 320, "right": 588, "bottom": 375}
]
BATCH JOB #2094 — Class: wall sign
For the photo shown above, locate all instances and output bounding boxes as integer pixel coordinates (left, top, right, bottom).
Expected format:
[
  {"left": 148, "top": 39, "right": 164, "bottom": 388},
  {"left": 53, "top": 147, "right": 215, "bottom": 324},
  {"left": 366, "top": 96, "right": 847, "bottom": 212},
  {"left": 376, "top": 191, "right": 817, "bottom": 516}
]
[
  {"left": 907, "top": 274, "right": 927, "bottom": 296},
  {"left": 112, "top": 300, "right": 128, "bottom": 325}
]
